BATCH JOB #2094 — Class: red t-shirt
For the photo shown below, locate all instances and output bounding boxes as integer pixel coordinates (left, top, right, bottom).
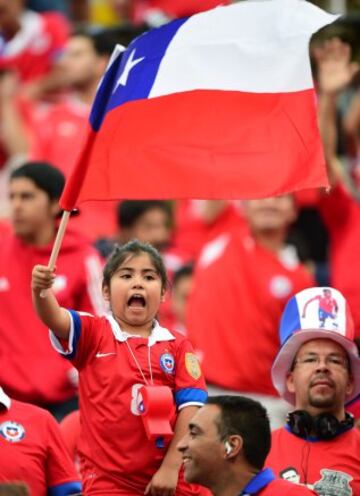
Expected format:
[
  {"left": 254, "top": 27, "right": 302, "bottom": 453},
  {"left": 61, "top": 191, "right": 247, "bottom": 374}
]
[
  {"left": 0, "top": 10, "right": 69, "bottom": 82},
  {"left": 319, "top": 183, "right": 360, "bottom": 335},
  {"left": 172, "top": 200, "right": 247, "bottom": 261},
  {"left": 0, "top": 229, "right": 105, "bottom": 404},
  {"left": 51, "top": 313, "right": 207, "bottom": 494},
  {"left": 0, "top": 389, "right": 80, "bottom": 495},
  {"left": 59, "top": 409, "right": 81, "bottom": 475},
  {"left": 266, "top": 427, "right": 360, "bottom": 495},
  {"left": 187, "top": 231, "right": 314, "bottom": 395}
]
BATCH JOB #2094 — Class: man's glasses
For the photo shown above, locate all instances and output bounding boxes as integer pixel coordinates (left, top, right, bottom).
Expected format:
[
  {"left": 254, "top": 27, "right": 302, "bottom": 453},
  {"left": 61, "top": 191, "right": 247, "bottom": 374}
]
[{"left": 293, "top": 354, "right": 349, "bottom": 370}]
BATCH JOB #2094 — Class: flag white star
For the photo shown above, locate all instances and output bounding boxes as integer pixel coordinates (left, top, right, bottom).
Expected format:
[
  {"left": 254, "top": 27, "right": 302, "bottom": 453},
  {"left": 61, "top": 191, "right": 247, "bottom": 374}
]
[{"left": 113, "top": 49, "right": 145, "bottom": 93}]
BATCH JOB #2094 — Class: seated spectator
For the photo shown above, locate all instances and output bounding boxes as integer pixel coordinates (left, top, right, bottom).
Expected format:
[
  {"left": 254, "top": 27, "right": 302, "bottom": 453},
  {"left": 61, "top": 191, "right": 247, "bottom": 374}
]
[
  {"left": 187, "top": 195, "right": 315, "bottom": 428},
  {"left": 0, "top": 386, "right": 81, "bottom": 495},
  {"left": 0, "top": 162, "right": 105, "bottom": 419},
  {"left": 177, "top": 395, "right": 315, "bottom": 495}
]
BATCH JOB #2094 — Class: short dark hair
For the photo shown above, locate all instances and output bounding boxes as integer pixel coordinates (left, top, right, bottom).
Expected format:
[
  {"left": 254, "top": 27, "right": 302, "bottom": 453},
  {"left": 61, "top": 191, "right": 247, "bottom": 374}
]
[
  {"left": 117, "top": 200, "right": 172, "bottom": 229},
  {"left": 10, "top": 161, "right": 65, "bottom": 201},
  {"left": 102, "top": 240, "right": 168, "bottom": 291},
  {"left": 207, "top": 396, "right": 271, "bottom": 470},
  {"left": 172, "top": 263, "right": 194, "bottom": 287}
]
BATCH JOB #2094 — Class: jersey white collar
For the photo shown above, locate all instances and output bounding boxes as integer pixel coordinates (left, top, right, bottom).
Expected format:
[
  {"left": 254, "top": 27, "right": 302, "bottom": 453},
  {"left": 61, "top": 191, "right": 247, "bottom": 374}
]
[{"left": 106, "top": 315, "right": 175, "bottom": 346}]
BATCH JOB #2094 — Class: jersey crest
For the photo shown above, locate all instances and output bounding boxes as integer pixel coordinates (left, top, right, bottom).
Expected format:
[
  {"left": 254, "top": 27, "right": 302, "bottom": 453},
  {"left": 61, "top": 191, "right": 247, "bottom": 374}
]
[
  {"left": 314, "top": 469, "right": 353, "bottom": 496},
  {"left": 185, "top": 353, "right": 201, "bottom": 380},
  {"left": 160, "top": 353, "right": 175, "bottom": 374},
  {"left": 0, "top": 421, "right": 25, "bottom": 443}
]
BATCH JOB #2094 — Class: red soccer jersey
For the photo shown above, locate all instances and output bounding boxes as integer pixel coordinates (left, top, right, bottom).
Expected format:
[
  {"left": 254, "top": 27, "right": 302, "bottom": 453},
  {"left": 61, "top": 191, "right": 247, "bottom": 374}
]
[
  {"left": 0, "top": 10, "right": 69, "bottom": 82},
  {"left": 266, "top": 426, "right": 360, "bottom": 495},
  {"left": 50, "top": 313, "right": 207, "bottom": 494},
  {"left": 172, "top": 200, "right": 247, "bottom": 261},
  {"left": 319, "top": 183, "right": 360, "bottom": 335},
  {"left": 240, "top": 468, "right": 315, "bottom": 495},
  {"left": 0, "top": 388, "right": 80, "bottom": 495},
  {"left": 187, "top": 231, "right": 314, "bottom": 395},
  {"left": 259, "top": 479, "right": 316, "bottom": 495},
  {"left": 0, "top": 228, "right": 105, "bottom": 404}
]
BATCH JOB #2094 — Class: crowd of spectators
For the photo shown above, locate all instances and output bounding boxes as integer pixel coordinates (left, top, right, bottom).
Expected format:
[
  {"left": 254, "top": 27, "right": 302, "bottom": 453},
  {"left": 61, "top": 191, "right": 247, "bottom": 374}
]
[{"left": 0, "top": 0, "right": 360, "bottom": 494}]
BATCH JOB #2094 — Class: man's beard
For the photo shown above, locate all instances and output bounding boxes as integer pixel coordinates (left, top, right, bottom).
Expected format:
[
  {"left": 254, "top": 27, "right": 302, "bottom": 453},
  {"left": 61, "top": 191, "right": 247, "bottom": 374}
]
[{"left": 308, "top": 391, "right": 335, "bottom": 409}]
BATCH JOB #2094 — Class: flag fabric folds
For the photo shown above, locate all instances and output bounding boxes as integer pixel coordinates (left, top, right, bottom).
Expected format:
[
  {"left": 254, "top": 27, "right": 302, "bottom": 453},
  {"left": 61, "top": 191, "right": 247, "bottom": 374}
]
[{"left": 60, "top": 0, "right": 338, "bottom": 211}]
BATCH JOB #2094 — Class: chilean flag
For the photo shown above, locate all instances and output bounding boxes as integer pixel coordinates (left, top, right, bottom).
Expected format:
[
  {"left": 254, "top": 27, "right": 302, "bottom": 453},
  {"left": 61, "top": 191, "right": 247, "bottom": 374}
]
[{"left": 60, "top": 0, "right": 338, "bottom": 211}]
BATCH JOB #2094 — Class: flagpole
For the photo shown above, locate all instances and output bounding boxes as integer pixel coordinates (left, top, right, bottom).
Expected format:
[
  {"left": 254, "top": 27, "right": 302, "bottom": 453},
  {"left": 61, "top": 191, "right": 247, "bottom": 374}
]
[{"left": 40, "top": 210, "right": 71, "bottom": 298}]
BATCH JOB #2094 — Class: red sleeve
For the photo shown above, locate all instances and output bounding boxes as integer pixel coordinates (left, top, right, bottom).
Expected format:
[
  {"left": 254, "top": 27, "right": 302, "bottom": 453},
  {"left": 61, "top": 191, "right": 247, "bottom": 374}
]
[
  {"left": 50, "top": 312, "right": 102, "bottom": 370},
  {"left": 173, "top": 338, "right": 208, "bottom": 409},
  {"left": 45, "top": 411, "right": 79, "bottom": 487},
  {"left": 318, "top": 182, "right": 352, "bottom": 232},
  {"left": 42, "top": 12, "right": 70, "bottom": 63}
]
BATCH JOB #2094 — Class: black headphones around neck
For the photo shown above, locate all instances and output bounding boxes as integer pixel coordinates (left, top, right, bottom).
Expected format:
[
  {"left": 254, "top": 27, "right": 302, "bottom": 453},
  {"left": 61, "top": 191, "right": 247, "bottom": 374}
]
[{"left": 287, "top": 410, "right": 354, "bottom": 440}]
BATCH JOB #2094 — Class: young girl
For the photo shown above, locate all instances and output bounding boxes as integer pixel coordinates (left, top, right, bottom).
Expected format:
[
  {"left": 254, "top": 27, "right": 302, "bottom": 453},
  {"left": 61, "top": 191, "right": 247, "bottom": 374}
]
[{"left": 32, "top": 240, "right": 207, "bottom": 495}]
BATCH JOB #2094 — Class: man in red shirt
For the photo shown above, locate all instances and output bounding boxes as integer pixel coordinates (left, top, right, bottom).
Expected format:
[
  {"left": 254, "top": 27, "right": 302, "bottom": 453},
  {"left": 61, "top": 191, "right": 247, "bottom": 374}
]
[
  {"left": 266, "top": 286, "right": 360, "bottom": 495},
  {"left": 0, "top": 161, "right": 105, "bottom": 419},
  {"left": 29, "top": 28, "right": 138, "bottom": 240},
  {"left": 0, "top": 0, "right": 69, "bottom": 97},
  {"left": 177, "top": 395, "right": 316, "bottom": 496},
  {"left": 187, "top": 195, "right": 314, "bottom": 428},
  {"left": 0, "top": 386, "right": 81, "bottom": 495}
]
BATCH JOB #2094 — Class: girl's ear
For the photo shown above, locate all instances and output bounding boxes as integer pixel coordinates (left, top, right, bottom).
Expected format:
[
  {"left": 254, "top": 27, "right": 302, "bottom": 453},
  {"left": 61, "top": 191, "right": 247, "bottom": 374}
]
[
  {"left": 102, "top": 285, "right": 110, "bottom": 301},
  {"left": 160, "top": 288, "right": 166, "bottom": 302}
]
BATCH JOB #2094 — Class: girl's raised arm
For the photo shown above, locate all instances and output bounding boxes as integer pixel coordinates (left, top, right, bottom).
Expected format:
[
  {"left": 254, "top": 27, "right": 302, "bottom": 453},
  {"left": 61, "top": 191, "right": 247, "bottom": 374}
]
[{"left": 31, "top": 264, "right": 71, "bottom": 339}]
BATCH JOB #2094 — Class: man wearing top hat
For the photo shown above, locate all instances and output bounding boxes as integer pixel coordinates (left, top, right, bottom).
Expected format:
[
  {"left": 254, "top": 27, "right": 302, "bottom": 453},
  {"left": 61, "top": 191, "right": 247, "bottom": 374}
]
[{"left": 266, "top": 287, "right": 360, "bottom": 496}]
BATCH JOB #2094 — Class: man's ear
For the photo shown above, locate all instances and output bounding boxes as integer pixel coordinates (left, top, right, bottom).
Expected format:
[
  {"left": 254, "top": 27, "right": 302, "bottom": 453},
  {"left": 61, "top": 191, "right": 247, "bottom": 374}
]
[
  {"left": 225, "top": 435, "right": 243, "bottom": 459},
  {"left": 286, "top": 372, "right": 295, "bottom": 394},
  {"left": 346, "top": 374, "right": 355, "bottom": 397}
]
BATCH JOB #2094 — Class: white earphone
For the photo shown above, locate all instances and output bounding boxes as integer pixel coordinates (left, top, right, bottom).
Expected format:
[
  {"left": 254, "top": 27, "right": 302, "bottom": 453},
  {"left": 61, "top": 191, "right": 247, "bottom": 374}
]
[{"left": 224, "top": 441, "right": 232, "bottom": 455}]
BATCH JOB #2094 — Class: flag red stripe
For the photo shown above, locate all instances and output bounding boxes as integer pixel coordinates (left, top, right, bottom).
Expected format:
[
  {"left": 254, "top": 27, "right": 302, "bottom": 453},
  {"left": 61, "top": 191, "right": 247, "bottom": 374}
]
[{"left": 64, "top": 88, "right": 327, "bottom": 207}]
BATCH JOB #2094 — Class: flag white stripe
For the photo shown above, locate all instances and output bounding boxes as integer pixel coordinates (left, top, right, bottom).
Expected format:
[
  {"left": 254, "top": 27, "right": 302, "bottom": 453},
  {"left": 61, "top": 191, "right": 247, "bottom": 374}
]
[{"left": 149, "top": 0, "right": 339, "bottom": 97}]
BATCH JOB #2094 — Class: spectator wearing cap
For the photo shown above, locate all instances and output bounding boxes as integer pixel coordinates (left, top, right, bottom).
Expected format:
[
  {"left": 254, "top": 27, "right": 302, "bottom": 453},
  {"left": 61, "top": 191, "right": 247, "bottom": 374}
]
[
  {"left": 0, "top": 161, "right": 105, "bottom": 420},
  {"left": 266, "top": 287, "right": 360, "bottom": 495}
]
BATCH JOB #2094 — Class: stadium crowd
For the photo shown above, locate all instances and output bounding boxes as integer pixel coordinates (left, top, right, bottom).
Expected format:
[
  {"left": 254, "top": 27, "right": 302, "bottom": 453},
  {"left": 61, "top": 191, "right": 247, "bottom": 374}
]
[{"left": 0, "top": 0, "right": 360, "bottom": 495}]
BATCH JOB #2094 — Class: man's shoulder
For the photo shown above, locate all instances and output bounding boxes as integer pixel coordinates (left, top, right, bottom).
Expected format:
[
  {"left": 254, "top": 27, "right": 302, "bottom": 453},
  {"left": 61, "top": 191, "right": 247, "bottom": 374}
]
[{"left": 1, "top": 398, "right": 53, "bottom": 426}]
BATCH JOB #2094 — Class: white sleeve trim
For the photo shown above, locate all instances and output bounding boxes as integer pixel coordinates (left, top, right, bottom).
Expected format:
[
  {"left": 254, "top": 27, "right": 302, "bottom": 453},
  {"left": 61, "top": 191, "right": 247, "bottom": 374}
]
[
  {"left": 49, "top": 310, "right": 75, "bottom": 356},
  {"left": 178, "top": 401, "right": 204, "bottom": 411}
]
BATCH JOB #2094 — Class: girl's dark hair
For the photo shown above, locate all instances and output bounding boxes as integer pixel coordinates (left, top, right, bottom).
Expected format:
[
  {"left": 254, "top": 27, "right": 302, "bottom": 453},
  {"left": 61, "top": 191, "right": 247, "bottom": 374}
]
[{"left": 103, "top": 240, "right": 168, "bottom": 290}]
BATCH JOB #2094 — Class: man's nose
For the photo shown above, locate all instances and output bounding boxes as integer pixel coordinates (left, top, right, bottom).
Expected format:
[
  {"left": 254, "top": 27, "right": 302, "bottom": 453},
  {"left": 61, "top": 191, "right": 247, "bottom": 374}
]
[
  {"left": 315, "top": 358, "right": 330, "bottom": 371},
  {"left": 177, "top": 434, "right": 188, "bottom": 453}
]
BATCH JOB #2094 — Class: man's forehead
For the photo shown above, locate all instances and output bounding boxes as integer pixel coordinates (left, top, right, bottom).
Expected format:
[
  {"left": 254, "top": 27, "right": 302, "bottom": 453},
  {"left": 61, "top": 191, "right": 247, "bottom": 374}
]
[
  {"left": 191, "top": 404, "right": 221, "bottom": 428},
  {"left": 297, "top": 338, "right": 347, "bottom": 356}
]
